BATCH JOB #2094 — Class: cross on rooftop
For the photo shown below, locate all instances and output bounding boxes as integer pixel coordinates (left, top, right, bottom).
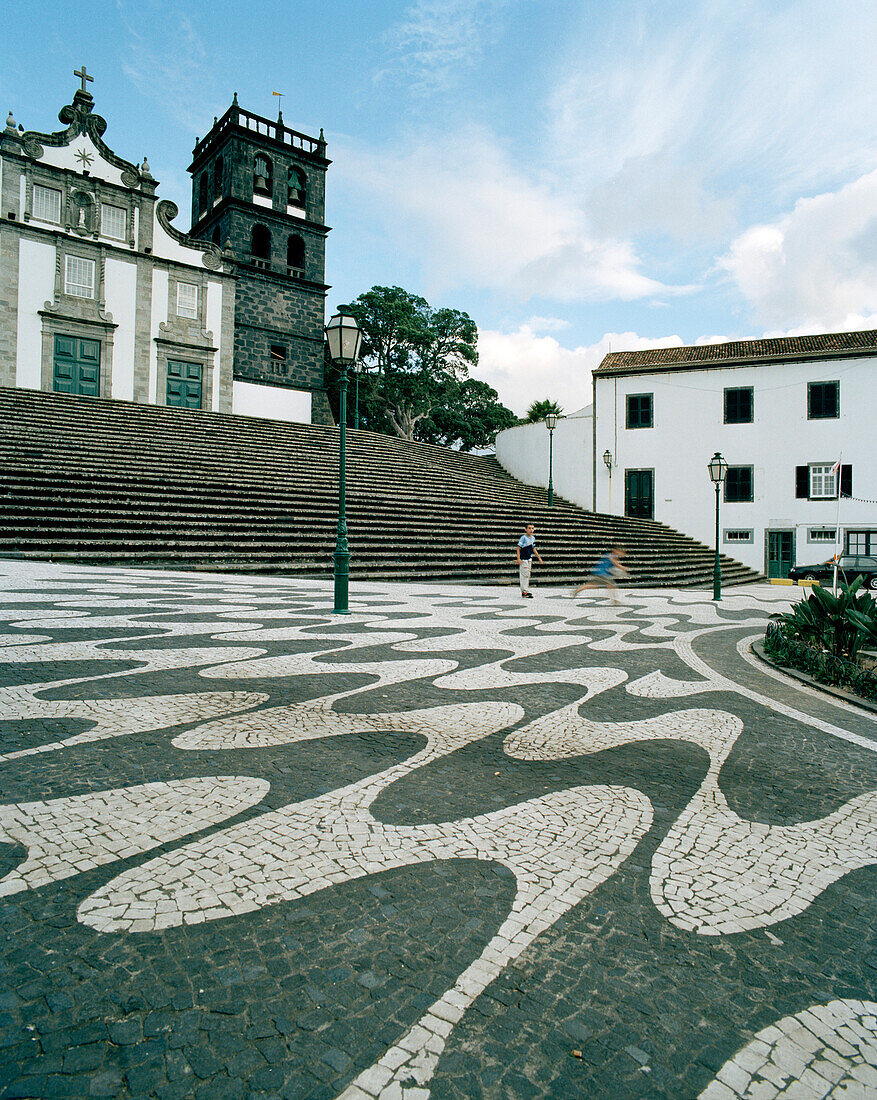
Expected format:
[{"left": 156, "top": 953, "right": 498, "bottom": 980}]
[{"left": 74, "top": 66, "right": 94, "bottom": 93}]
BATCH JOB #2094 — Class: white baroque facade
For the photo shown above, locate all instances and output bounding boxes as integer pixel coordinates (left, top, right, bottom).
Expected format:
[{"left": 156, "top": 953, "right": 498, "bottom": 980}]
[
  {"left": 495, "top": 332, "right": 877, "bottom": 577},
  {"left": 0, "top": 75, "right": 235, "bottom": 413}
]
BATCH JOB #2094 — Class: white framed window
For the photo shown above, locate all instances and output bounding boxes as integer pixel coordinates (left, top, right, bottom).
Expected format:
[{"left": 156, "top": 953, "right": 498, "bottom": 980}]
[
  {"left": 808, "top": 528, "right": 837, "bottom": 543},
  {"left": 101, "top": 203, "right": 127, "bottom": 240},
  {"left": 724, "top": 529, "right": 753, "bottom": 543},
  {"left": 809, "top": 464, "right": 836, "bottom": 499},
  {"left": 64, "top": 255, "right": 95, "bottom": 298},
  {"left": 176, "top": 282, "right": 199, "bottom": 319},
  {"left": 33, "top": 184, "right": 62, "bottom": 224}
]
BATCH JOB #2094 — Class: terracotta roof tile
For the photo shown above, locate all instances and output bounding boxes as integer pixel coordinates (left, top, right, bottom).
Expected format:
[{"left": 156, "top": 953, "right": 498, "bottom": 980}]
[{"left": 595, "top": 330, "right": 877, "bottom": 374}]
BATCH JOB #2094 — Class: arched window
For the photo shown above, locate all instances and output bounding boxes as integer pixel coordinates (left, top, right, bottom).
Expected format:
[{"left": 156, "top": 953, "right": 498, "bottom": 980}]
[
  {"left": 198, "top": 173, "right": 209, "bottom": 216},
  {"left": 253, "top": 154, "right": 272, "bottom": 196},
  {"left": 213, "top": 156, "right": 223, "bottom": 201},
  {"left": 211, "top": 226, "right": 221, "bottom": 246},
  {"left": 251, "top": 224, "right": 271, "bottom": 261},
  {"left": 288, "top": 167, "right": 306, "bottom": 207},
  {"left": 287, "top": 234, "right": 305, "bottom": 271}
]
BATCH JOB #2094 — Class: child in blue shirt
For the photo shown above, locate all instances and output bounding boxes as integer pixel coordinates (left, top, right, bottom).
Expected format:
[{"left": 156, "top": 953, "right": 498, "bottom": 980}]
[{"left": 516, "top": 524, "right": 543, "bottom": 598}]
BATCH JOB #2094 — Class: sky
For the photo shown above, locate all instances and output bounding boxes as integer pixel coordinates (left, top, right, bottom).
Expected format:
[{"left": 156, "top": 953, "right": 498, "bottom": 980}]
[{"left": 4, "top": 0, "right": 877, "bottom": 415}]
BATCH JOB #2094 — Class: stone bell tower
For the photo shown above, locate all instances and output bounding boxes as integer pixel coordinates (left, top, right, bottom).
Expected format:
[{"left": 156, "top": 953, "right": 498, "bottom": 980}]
[{"left": 188, "top": 95, "right": 332, "bottom": 421}]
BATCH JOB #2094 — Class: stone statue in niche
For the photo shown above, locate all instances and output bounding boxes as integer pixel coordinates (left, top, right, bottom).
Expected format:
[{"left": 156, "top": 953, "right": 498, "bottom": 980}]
[{"left": 72, "top": 192, "right": 94, "bottom": 234}]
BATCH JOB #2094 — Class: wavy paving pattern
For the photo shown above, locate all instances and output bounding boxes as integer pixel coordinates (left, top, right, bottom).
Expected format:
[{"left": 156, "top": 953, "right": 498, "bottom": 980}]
[{"left": 1, "top": 560, "right": 876, "bottom": 1099}]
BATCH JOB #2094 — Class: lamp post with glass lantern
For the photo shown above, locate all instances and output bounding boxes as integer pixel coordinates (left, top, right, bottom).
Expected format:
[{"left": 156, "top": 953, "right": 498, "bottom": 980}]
[
  {"left": 325, "top": 310, "right": 363, "bottom": 614},
  {"left": 602, "top": 449, "right": 613, "bottom": 511},
  {"left": 707, "top": 451, "right": 728, "bottom": 601},
  {"left": 545, "top": 412, "right": 558, "bottom": 505},
  {"left": 353, "top": 359, "right": 362, "bottom": 429}
]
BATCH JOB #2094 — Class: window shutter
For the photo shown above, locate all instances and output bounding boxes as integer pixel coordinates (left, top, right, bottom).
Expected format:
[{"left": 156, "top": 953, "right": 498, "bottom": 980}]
[
  {"left": 840, "top": 465, "right": 852, "bottom": 497},
  {"left": 796, "top": 466, "right": 809, "bottom": 498}
]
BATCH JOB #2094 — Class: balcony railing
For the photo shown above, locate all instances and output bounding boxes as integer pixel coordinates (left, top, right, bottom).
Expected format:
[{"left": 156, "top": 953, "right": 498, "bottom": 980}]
[{"left": 194, "top": 104, "right": 327, "bottom": 162}]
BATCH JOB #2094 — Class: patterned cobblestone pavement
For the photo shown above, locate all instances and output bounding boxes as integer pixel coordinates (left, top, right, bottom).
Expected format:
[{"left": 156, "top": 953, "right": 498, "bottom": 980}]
[{"left": 0, "top": 560, "right": 875, "bottom": 1100}]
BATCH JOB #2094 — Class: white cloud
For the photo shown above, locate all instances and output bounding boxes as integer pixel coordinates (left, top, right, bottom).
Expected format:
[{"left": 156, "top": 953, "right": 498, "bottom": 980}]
[
  {"left": 332, "top": 128, "right": 686, "bottom": 303},
  {"left": 476, "top": 326, "right": 683, "bottom": 416},
  {"left": 718, "top": 168, "right": 877, "bottom": 330},
  {"left": 380, "top": 0, "right": 508, "bottom": 93},
  {"left": 547, "top": 1, "right": 877, "bottom": 241}
]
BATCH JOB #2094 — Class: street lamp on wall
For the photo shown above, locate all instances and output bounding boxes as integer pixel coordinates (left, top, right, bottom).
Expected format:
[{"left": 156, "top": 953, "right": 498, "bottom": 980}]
[
  {"left": 325, "top": 309, "right": 363, "bottom": 614},
  {"left": 707, "top": 451, "right": 729, "bottom": 601},
  {"left": 602, "top": 449, "right": 613, "bottom": 514},
  {"left": 545, "top": 412, "right": 558, "bottom": 506}
]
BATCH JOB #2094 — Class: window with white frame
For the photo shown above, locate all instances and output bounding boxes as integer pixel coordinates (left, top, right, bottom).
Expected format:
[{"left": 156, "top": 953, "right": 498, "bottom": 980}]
[
  {"left": 808, "top": 528, "right": 837, "bottom": 543},
  {"left": 846, "top": 531, "right": 877, "bottom": 555},
  {"left": 809, "top": 464, "right": 837, "bottom": 499},
  {"left": 33, "top": 184, "right": 62, "bottom": 224},
  {"left": 64, "top": 255, "right": 95, "bottom": 298},
  {"left": 101, "top": 203, "right": 127, "bottom": 240},
  {"left": 176, "top": 282, "right": 199, "bottom": 319}
]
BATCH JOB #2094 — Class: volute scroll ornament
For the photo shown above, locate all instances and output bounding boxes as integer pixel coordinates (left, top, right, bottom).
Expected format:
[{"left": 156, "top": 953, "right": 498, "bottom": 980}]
[
  {"left": 202, "top": 247, "right": 222, "bottom": 270},
  {"left": 23, "top": 139, "right": 44, "bottom": 159},
  {"left": 120, "top": 169, "right": 140, "bottom": 188},
  {"left": 156, "top": 199, "right": 179, "bottom": 229}
]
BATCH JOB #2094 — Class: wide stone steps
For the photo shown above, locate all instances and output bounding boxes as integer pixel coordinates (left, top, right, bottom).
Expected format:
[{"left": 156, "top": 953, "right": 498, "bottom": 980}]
[{"left": 0, "top": 387, "right": 762, "bottom": 587}]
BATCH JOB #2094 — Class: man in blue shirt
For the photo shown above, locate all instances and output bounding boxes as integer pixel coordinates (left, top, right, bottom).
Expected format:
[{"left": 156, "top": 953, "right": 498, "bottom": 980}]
[{"left": 516, "top": 523, "right": 543, "bottom": 598}]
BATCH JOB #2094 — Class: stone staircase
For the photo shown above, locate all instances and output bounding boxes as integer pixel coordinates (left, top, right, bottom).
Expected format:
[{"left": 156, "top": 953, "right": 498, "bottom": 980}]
[{"left": 0, "top": 388, "right": 762, "bottom": 587}]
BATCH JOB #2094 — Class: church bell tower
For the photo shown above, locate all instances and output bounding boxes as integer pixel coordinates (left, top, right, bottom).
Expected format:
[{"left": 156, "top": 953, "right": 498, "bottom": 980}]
[{"left": 188, "top": 95, "right": 331, "bottom": 420}]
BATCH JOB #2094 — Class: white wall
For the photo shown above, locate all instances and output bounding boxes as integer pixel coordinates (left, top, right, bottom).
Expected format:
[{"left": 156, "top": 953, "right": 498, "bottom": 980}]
[
  {"left": 148, "top": 268, "right": 168, "bottom": 404},
  {"left": 40, "top": 136, "right": 127, "bottom": 187},
  {"left": 16, "top": 238, "right": 55, "bottom": 389},
  {"left": 233, "top": 380, "right": 312, "bottom": 423},
  {"left": 104, "top": 256, "right": 137, "bottom": 400},
  {"left": 593, "top": 358, "right": 877, "bottom": 572},
  {"left": 495, "top": 407, "right": 593, "bottom": 509},
  {"left": 205, "top": 279, "right": 223, "bottom": 411}
]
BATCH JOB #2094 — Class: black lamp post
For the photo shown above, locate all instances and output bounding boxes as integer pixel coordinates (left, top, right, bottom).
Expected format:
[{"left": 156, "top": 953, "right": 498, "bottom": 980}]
[
  {"left": 353, "top": 359, "right": 361, "bottom": 429},
  {"left": 325, "top": 310, "right": 363, "bottom": 614},
  {"left": 545, "top": 412, "right": 558, "bottom": 506},
  {"left": 708, "top": 451, "right": 728, "bottom": 601},
  {"left": 602, "top": 449, "right": 612, "bottom": 510}
]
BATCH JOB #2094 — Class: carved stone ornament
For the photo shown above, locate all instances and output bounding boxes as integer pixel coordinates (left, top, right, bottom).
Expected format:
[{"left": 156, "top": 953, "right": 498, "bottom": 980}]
[
  {"left": 157, "top": 200, "right": 179, "bottom": 224},
  {"left": 202, "top": 247, "right": 222, "bottom": 270},
  {"left": 23, "top": 139, "right": 44, "bottom": 159},
  {"left": 120, "top": 169, "right": 140, "bottom": 188}
]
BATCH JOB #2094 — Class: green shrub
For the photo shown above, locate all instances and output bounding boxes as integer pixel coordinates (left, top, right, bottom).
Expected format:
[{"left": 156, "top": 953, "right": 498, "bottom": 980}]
[
  {"left": 764, "top": 579, "right": 877, "bottom": 702},
  {"left": 770, "top": 578, "right": 877, "bottom": 662}
]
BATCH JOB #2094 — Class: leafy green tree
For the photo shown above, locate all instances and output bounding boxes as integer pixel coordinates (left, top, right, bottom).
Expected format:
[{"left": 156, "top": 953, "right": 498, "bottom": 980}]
[
  {"left": 421, "top": 378, "right": 518, "bottom": 450},
  {"left": 326, "top": 286, "right": 515, "bottom": 450},
  {"left": 524, "top": 399, "right": 563, "bottom": 423}
]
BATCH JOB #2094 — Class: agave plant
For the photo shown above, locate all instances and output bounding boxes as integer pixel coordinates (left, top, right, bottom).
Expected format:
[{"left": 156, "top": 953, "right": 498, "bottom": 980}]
[{"left": 771, "top": 578, "right": 877, "bottom": 662}]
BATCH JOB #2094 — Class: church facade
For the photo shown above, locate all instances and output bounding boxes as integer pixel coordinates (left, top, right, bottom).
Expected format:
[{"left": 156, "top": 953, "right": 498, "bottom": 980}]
[{"left": 0, "top": 70, "right": 330, "bottom": 423}]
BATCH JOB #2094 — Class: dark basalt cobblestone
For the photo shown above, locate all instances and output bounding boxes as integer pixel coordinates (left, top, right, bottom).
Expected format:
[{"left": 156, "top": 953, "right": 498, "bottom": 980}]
[{"left": 0, "top": 563, "right": 875, "bottom": 1099}]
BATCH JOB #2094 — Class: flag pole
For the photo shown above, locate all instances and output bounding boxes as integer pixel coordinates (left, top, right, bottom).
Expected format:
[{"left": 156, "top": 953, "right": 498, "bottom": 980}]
[{"left": 832, "top": 454, "right": 842, "bottom": 595}]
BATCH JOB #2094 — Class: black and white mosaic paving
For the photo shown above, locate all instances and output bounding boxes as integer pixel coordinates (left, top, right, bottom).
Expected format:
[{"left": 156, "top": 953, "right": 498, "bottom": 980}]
[{"left": 1, "top": 560, "right": 876, "bottom": 1100}]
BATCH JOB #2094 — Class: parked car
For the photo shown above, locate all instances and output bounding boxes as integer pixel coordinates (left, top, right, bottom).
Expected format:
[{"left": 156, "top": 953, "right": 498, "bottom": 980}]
[{"left": 789, "top": 555, "right": 877, "bottom": 590}]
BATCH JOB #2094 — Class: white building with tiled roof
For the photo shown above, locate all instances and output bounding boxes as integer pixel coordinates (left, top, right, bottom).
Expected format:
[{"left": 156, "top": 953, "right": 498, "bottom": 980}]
[{"left": 496, "top": 330, "right": 877, "bottom": 579}]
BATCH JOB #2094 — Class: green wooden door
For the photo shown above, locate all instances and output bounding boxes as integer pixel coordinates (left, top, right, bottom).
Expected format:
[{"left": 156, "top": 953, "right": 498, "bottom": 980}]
[
  {"left": 166, "top": 361, "right": 203, "bottom": 408},
  {"left": 624, "top": 469, "right": 654, "bottom": 519},
  {"left": 767, "top": 530, "right": 794, "bottom": 578},
  {"left": 53, "top": 336, "right": 100, "bottom": 396}
]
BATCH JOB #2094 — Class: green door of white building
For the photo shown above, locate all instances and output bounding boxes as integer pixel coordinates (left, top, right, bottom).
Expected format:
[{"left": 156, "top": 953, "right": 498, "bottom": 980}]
[
  {"left": 53, "top": 335, "right": 100, "bottom": 396},
  {"left": 166, "top": 361, "right": 203, "bottom": 409}
]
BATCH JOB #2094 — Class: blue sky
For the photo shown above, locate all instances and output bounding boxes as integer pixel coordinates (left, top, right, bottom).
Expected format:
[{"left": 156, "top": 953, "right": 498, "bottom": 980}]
[{"left": 4, "top": 0, "right": 877, "bottom": 414}]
